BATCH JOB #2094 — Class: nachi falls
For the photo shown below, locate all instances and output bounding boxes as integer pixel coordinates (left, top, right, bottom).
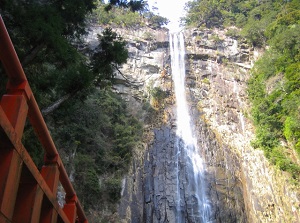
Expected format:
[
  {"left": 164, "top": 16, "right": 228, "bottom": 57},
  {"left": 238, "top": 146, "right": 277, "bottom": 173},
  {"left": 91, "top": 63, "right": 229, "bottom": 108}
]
[{"left": 169, "top": 32, "right": 211, "bottom": 222}]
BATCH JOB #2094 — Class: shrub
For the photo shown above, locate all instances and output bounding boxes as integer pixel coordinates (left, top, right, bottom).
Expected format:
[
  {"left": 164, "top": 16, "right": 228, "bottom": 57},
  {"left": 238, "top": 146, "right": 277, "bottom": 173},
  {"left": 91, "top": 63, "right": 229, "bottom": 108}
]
[
  {"left": 105, "top": 178, "right": 122, "bottom": 203},
  {"left": 225, "top": 28, "right": 241, "bottom": 39},
  {"left": 151, "top": 87, "right": 167, "bottom": 101}
]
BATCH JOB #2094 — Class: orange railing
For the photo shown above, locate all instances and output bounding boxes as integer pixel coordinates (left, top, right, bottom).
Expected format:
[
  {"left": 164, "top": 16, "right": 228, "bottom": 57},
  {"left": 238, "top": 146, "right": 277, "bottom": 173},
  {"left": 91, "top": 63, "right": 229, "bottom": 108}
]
[{"left": 0, "top": 16, "right": 88, "bottom": 223}]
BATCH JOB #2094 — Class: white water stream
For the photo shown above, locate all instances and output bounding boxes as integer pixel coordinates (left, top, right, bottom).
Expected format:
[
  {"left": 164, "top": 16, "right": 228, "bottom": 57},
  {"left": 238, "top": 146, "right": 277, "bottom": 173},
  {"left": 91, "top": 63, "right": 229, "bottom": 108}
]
[{"left": 170, "top": 32, "right": 211, "bottom": 222}]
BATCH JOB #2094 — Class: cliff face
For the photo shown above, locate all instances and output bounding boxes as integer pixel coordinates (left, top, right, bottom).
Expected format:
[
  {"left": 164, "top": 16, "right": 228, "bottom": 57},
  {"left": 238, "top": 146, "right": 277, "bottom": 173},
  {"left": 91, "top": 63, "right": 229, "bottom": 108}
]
[
  {"left": 86, "top": 25, "right": 300, "bottom": 222},
  {"left": 184, "top": 27, "right": 300, "bottom": 223}
]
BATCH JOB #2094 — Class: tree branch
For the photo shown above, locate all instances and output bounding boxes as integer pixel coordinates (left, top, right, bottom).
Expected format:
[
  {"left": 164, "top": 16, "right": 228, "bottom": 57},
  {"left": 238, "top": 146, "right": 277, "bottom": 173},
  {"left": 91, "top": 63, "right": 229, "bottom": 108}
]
[{"left": 41, "top": 93, "right": 72, "bottom": 116}]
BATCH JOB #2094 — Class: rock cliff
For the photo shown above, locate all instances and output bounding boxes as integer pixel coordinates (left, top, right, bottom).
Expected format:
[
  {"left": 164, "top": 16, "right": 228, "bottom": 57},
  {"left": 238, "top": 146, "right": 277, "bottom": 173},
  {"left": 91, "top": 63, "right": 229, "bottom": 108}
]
[
  {"left": 85, "top": 25, "right": 300, "bottom": 222},
  {"left": 184, "top": 27, "right": 300, "bottom": 223}
]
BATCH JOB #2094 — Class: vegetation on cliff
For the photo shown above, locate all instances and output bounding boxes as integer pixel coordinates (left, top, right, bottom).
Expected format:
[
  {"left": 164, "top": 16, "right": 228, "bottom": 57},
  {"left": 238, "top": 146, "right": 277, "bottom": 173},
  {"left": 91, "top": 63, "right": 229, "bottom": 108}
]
[
  {"left": 50, "top": 89, "right": 142, "bottom": 209},
  {"left": 185, "top": 0, "right": 300, "bottom": 181},
  {"left": 0, "top": 0, "right": 156, "bottom": 218},
  {"left": 93, "top": 0, "right": 169, "bottom": 29}
]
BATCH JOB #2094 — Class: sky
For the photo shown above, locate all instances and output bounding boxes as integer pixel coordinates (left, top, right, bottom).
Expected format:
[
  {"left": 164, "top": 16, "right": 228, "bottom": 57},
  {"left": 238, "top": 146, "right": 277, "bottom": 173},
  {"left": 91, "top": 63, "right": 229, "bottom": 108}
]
[{"left": 147, "top": 0, "right": 190, "bottom": 31}]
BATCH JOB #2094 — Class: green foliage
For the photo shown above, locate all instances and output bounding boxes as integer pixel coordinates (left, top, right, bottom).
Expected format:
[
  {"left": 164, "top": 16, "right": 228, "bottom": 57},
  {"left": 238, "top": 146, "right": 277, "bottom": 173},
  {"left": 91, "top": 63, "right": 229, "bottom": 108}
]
[
  {"left": 284, "top": 117, "right": 297, "bottom": 142},
  {"left": 244, "top": 0, "right": 300, "bottom": 180},
  {"left": 94, "top": 2, "right": 144, "bottom": 28},
  {"left": 104, "top": 0, "right": 146, "bottom": 12},
  {"left": 202, "top": 78, "right": 210, "bottom": 85},
  {"left": 225, "top": 28, "right": 241, "bottom": 39},
  {"left": 105, "top": 178, "right": 122, "bottom": 203},
  {"left": 50, "top": 89, "right": 142, "bottom": 208},
  {"left": 144, "top": 12, "right": 169, "bottom": 29},
  {"left": 151, "top": 87, "right": 167, "bottom": 101},
  {"left": 143, "top": 32, "right": 155, "bottom": 41},
  {"left": 184, "top": 0, "right": 292, "bottom": 47},
  {"left": 184, "top": 0, "right": 222, "bottom": 28},
  {"left": 94, "top": 1, "right": 168, "bottom": 29},
  {"left": 74, "top": 154, "right": 101, "bottom": 209},
  {"left": 1, "top": 0, "right": 132, "bottom": 113},
  {"left": 1, "top": 0, "right": 95, "bottom": 62},
  {"left": 210, "top": 34, "right": 222, "bottom": 43},
  {"left": 285, "top": 63, "right": 300, "bottom": 93},
  {"left": 267, "top": 147, "right": 300, "bottom": 179},
  {"left": 0, "top": 0, "right": 90, "bottom": 104},
  {"left": 91, "top": 28, "right": 128, "bottom": 87}
]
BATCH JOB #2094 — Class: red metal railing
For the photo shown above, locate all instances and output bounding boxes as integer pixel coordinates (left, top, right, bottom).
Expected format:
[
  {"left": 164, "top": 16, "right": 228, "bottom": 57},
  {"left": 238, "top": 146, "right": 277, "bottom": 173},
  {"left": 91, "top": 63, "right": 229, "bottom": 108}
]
[{"left": 0, "top": 16, "right": 88, "bottom": 223}]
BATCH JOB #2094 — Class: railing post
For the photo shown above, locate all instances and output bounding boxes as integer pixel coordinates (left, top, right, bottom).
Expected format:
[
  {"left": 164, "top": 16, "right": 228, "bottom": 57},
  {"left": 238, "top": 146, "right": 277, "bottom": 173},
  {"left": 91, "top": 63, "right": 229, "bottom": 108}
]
[
  {"left": 0, "top": 82, "right": 29, "bottom": 221},
  {"left": 39, "top": 155, "right": 60, "bottom": 223},
  {"left": 63, "top": 195, "right": 77, "bottom": 223}
]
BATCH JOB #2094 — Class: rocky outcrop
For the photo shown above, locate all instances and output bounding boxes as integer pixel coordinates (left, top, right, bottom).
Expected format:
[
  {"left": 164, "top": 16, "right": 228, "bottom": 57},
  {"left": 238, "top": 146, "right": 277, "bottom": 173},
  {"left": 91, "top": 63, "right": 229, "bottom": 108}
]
[{"left": 85, "top": 24, "right": 300, "bottom": 222}]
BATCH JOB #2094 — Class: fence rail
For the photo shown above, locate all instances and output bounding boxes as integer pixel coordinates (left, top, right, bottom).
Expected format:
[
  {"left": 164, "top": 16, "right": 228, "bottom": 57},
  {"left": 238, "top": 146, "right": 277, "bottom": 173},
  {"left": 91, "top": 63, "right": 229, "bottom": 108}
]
[{"left": 0, "top": 16, "right": 88, "bottom": 223}]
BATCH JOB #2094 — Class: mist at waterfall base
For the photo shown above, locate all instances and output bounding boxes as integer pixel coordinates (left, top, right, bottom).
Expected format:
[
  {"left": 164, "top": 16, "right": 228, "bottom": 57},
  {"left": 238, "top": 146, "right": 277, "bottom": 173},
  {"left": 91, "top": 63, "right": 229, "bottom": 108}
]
[{"left": 169, "top": 31, "right": 212, "bottom": 222}]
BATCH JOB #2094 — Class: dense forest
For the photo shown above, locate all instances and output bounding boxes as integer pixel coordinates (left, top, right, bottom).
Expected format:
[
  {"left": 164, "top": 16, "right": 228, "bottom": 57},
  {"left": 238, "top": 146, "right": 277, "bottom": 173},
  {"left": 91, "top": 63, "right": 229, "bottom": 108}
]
[
  {"left": 0, "top": 0, "right": 166, "bottom": 219},
  {"left": 184, "top": 0, "right": 300, "bottom": 181}
]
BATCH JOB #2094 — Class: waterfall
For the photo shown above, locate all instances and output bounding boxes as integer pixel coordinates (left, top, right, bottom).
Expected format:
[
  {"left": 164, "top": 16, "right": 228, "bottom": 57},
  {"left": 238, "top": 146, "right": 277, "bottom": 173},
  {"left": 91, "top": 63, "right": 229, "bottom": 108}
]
[{"left": 170, "top": 32, "right": 211, "bottom": 222}]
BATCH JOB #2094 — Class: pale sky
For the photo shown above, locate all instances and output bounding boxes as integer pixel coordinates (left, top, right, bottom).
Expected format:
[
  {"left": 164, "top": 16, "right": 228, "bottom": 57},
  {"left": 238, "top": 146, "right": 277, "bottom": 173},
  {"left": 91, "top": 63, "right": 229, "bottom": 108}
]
[{"left": 147, "top": 0, "right": 189, "bottom": 31}]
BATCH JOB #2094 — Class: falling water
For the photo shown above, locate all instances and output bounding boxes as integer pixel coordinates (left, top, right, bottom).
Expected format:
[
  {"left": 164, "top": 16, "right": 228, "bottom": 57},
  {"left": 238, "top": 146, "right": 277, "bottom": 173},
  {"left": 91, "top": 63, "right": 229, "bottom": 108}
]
[{"left": 169, "top": 32, "right": 211, "bottom": 222}]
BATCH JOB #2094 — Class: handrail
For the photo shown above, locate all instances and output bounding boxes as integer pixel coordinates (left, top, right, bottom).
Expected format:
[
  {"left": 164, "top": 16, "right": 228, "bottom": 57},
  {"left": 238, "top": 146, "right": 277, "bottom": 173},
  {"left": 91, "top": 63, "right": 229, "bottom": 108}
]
[
  {"left": 0, "top": 17, "right": 27, "bottom": 85},
  {"left": 0, "top": 15, "right": 88, "bottom": 222}
]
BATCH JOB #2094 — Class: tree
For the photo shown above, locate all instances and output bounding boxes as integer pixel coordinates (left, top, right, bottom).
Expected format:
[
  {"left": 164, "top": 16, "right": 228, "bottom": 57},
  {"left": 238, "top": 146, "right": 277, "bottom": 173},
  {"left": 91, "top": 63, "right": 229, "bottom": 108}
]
[
  {"left": 105, "top": 0, "right": 146, "bottom": 12},
  {"left": 0, "top": 0, "right": 96, "bottom": 65},
  {"left": 0, "top": 0, "right": 142, "bottom": 216},
  {"left": 0, "top": 0, "right": 97, "bottom": 111},
  {"left": 91, "top": 28, "right": 128, "bottom": 87}
]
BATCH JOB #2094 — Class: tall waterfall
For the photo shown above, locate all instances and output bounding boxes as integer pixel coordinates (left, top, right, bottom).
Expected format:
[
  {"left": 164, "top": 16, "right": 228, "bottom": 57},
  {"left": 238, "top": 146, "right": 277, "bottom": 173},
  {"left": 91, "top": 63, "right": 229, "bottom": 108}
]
[{"left": 169, "top": 32, "right": 211, "bottom": 222}]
